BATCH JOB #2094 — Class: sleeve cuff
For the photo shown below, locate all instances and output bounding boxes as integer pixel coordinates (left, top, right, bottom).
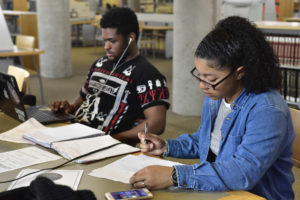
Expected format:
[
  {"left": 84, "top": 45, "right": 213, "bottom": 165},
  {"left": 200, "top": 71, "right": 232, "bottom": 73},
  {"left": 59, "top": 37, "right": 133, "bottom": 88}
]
[{"left": 173, "top": 165, "right": 195, "bottom": 188}]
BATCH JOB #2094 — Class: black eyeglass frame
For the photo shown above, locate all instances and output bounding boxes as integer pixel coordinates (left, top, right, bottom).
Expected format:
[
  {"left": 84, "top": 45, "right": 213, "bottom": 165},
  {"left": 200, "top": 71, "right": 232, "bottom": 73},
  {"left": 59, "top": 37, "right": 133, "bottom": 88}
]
[{"left": 190, "top": 67, "right": 234, "bottom": 90}]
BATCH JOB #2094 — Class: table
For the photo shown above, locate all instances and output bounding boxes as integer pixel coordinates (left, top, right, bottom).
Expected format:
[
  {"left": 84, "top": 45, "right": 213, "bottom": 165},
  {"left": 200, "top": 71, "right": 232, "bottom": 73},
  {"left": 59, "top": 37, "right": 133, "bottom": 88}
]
[
  {"left": 70, "top": 18, "right": 97, "bottom": 46},
  {"left": 0, "top": 47, "right": 45, "bottom": 104},
  {"left": 0, "top": 48, "right": 45, "bottom": 57},
  {"left": 141, "top": 25, "right": 173, "bottom": 58},
  {"left": 0, "top": 113, "right": 265, "bottom": 200},
  {"left": 255, "top": 21, "right": 300, "bottom": 34},
  {"left": 285, "top": 17, "right": 300, "bottom": 22},
  {"left": 142, "top": 25, "right": 173, "bottom": 31}
]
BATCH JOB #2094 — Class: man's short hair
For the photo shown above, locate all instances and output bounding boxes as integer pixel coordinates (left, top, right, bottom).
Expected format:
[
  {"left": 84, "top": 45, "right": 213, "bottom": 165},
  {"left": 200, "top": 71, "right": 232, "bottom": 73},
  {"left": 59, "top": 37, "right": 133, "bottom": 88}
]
[{"left": 100, "top": 7, "right": 139, "bottom": 40}]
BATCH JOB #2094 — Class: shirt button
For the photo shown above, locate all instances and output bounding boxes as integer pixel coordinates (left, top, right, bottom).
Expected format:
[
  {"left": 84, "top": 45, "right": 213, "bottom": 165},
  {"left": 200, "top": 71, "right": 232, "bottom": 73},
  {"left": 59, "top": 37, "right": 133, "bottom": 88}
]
[
  {"left": 226, "top": 117, "right": 230, "bottom": 120},
  {"left": 232, "top": 103, "right": 235, "bottom": 107},
  {"left": 183, "top": 183, "right": 187, "bottom": 187}
]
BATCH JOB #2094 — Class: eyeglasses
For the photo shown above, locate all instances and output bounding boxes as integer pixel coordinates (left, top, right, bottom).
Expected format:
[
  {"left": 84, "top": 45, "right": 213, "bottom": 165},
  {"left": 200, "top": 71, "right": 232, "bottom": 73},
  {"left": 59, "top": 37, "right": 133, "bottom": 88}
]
[{"left": 190, "top": 67, "right": 234, "bottom": 90}]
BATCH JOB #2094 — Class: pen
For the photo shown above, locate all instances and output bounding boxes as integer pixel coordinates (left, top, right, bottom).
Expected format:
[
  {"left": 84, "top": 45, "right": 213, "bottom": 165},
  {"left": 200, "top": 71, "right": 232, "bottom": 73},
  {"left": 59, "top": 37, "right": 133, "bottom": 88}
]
[{"left": 144, "top": 121, "right": 148, "bottom": 144}]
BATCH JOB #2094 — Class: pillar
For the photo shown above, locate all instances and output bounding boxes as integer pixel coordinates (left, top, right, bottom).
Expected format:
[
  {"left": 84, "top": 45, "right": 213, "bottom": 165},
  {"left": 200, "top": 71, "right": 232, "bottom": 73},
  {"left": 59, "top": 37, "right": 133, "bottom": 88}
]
[
  {"left": 172, "top": 0, "right": 221, "bottom": 116},
  {"left": 36, "top": 0, "right": 72, "bottom": 78}
]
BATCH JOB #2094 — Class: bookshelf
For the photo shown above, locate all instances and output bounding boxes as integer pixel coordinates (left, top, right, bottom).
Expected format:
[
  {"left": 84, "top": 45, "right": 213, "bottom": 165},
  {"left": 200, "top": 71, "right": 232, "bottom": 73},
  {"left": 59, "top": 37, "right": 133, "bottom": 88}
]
[{"left": 256, "top": 21, "right": 300, "bottom": 108}]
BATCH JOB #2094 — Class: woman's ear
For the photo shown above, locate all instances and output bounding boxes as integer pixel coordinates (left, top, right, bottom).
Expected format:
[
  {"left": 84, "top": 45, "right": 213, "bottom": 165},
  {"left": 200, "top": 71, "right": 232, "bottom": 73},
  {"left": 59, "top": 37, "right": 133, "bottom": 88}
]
[{"left": 236, "top": 66, "right": 245, "bottom": 80}]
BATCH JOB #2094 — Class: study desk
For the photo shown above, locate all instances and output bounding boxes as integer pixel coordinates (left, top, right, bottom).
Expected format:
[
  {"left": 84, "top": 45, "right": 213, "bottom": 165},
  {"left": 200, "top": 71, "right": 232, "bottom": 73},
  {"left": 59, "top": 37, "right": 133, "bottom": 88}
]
[
  {"left": 142, "top": 25, "right": 173, "bottom": 31},
  {"left": 285, "top": 17, "right": 300, "bottom": 22},
  {"left": 0, "top": 48, "right": 45, "bottom": 57},
  {"left": 0, "top": 113, "right": 265, "bottom": 200},
  {"left": 255, "top": 21, "right": 300, "bottom": 34},
  {"left": 70, "top": 18, "right": 97, "bottom": 46}
]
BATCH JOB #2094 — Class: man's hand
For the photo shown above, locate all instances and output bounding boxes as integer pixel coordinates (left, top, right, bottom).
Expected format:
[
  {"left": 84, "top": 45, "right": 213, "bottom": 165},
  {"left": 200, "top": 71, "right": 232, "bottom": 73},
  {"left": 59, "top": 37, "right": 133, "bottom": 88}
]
[{"left": 49, "top": 101, "right": 74, "bottom": 114}]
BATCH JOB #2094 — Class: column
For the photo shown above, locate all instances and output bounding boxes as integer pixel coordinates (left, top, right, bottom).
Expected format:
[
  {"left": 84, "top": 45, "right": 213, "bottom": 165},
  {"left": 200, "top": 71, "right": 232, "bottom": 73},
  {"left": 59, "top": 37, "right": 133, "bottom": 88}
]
[
  {"left": 172, "top": 0, "right": 221, "bottom": 115},
  {"left": 36, "top": 0, "right": 72, "bottom": 78}
]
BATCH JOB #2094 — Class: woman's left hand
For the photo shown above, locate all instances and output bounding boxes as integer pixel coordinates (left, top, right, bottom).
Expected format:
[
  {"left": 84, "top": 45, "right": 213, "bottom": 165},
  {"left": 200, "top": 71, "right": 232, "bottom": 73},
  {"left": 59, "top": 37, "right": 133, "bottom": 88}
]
[{"left": 129, "top": 165, "right": 174, "bottom": 190}]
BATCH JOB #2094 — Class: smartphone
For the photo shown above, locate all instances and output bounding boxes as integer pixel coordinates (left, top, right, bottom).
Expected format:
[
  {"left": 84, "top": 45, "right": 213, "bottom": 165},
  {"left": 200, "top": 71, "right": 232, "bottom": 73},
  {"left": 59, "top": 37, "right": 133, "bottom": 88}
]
[{"left": 105, "top": 188, "right": 153, "bottom": 200}]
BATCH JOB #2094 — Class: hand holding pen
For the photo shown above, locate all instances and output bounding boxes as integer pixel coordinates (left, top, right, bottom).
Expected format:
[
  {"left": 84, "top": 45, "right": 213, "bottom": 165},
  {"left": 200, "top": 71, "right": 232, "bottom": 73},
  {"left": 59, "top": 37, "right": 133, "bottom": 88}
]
[{"left": 138, "top": 121, "right": 167, "bottom": 156}]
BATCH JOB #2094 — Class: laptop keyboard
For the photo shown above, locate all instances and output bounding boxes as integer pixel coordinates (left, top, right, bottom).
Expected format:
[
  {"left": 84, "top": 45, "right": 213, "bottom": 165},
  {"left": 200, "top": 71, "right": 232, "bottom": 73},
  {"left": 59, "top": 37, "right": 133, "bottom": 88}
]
[
  {"left": 25, "top": 106, "right": 74, "bottom": 123},
  {"left": 27, "top": 109, "right": 61, "bottom": 121}
]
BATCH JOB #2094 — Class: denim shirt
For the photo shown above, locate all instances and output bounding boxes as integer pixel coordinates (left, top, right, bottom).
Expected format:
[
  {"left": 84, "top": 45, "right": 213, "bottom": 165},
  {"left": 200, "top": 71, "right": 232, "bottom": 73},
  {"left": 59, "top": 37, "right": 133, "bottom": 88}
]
[{"left": 166, "top": 89, "right": 295, "bottom": 200}]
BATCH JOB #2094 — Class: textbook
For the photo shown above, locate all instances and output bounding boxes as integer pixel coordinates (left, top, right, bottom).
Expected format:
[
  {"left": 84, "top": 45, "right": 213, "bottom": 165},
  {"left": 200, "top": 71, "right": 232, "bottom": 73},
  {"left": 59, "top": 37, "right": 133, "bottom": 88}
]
[{"left": 23, "top": 123, "right": 105, "bottom": 148}]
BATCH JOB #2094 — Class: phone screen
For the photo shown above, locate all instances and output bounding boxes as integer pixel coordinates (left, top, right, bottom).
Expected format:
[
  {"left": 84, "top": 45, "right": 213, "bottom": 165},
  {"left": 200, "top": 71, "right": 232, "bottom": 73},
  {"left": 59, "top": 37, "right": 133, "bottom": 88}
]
[{"left": 110, "top": 189, "right": 148, "bottom": 199}]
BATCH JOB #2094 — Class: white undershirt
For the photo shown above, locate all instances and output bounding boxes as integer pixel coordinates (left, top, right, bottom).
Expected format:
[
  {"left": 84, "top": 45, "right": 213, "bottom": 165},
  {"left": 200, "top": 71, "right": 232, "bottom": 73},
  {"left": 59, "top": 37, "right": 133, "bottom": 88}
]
[{"left": 210, "top": 98, "right": 232, "bottom": 155}]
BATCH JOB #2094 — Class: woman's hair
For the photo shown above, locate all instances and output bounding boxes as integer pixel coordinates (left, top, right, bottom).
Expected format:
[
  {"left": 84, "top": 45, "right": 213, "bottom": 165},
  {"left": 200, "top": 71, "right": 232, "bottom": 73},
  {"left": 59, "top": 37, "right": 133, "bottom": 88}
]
[
  {"left": 195, "top": 16, "right": 281, "bottom": 93},
  {"left": 100, "top": 7, "right": 139, "bottom": 40}
]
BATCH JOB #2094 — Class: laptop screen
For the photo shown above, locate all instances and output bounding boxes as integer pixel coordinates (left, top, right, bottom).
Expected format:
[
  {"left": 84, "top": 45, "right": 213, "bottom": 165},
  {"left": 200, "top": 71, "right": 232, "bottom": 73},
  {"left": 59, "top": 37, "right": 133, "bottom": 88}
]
[{"left": 0, "top": 72, "right": 28, "bottom": 122}]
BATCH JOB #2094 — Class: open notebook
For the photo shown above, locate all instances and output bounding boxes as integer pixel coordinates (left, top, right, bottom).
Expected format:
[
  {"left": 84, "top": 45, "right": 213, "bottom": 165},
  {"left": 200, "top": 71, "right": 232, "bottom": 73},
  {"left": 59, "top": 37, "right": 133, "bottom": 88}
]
[{"left": 22, "top": 122, "right": 140, "bottom": 163}]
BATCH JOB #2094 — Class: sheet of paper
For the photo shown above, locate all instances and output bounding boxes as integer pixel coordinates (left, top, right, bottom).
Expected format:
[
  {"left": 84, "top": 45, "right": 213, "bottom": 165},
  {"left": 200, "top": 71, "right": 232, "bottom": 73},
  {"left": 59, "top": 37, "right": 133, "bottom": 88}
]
[
  {"left": 0, "top": 146, "right": 61, "bottom": 173},
  {"left": 8, "top": 169, "right": 83, "bottom": 190},
  {"left": 0, "top": 118, "right": 45, "bottom": 143},
  {"left": 89, "top": 154, "right": 183, "bottom": 183}
]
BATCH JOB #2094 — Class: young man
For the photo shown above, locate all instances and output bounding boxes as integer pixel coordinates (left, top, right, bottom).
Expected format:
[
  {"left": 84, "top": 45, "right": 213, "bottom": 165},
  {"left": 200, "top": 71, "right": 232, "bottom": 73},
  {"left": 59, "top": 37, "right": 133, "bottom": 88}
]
[{"left": 49, "top": 7, "right": 169, "bottom": 145}]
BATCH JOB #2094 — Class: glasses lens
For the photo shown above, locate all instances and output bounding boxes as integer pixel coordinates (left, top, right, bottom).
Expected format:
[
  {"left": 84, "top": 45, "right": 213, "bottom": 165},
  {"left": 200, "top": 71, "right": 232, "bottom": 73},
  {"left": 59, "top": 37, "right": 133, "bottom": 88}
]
[{"left": 191, "top": 68, "right": 215, "bottom": 89}]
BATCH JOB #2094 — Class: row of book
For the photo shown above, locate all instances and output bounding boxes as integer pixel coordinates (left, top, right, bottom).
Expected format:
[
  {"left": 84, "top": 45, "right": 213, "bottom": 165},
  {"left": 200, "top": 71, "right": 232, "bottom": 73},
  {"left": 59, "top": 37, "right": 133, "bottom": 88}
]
[
  {"left": 265, "top": 34, "right": 300, "bottom": 67},
  {"left": 280, "top": 69, "right": 299, "bottom": 105}
]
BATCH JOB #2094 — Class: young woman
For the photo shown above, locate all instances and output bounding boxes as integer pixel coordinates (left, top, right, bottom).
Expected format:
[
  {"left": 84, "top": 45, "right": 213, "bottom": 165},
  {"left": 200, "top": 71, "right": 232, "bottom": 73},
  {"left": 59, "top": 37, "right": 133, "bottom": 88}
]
[{"left": 130, "top": 16, "right": 295, "bottom": 200}]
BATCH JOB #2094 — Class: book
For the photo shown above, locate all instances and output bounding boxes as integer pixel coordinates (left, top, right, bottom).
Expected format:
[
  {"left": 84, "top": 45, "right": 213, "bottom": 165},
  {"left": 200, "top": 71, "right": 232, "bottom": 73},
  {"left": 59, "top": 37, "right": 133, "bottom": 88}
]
[{"left": 23, "top": 123, "right": 105, "bottom": 148}]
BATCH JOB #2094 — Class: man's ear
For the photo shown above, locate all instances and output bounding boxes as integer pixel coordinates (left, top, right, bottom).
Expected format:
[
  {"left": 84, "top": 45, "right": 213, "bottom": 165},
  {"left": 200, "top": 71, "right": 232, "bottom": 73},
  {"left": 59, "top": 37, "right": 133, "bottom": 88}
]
[
  {"left": 236, "top": 66, "right": 245, "bottom": 80},
  {"left": 128, "top": 32, "right": 136, "bottom": 43}
]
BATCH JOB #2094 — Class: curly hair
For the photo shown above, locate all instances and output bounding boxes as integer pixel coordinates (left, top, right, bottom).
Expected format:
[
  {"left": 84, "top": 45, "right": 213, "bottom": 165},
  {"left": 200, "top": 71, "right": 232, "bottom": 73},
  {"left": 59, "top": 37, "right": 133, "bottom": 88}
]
[
  {"left": 100, "top": 7, "right": 139, "bottom": 41},
  {"left": 195, "top": 16, "right": 281, "bottom": 94}
]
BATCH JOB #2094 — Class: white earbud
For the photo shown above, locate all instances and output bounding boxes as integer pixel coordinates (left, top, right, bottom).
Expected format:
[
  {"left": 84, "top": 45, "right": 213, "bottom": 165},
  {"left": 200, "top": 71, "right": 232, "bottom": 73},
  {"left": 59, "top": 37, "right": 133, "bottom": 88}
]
[{"left": 128, "top": 37, "right": 132, "bottom": 45}]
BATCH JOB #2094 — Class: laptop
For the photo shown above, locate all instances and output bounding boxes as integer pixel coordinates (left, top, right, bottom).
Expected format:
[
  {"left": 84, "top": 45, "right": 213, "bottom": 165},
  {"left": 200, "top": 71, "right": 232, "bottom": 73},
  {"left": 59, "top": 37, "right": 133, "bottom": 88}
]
[{"left": 0, "top": 72, "right": 75, "bottom": 124}]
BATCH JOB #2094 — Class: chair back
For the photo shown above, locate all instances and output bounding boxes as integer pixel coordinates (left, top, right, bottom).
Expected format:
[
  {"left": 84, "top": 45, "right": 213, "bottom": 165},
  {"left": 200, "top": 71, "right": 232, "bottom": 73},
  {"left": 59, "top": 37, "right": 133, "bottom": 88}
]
[
  {"left": 290, "top": 108, "right": 300, "bottom": 168},
  {"left": 7, "top": 65, "right": 30, "bottom": 94},
  {"left": 93, "top": 15, "right": 102, "bottom": 30},
  {"left": 16, "top": 35, "right": 35, "bottom": 50}
]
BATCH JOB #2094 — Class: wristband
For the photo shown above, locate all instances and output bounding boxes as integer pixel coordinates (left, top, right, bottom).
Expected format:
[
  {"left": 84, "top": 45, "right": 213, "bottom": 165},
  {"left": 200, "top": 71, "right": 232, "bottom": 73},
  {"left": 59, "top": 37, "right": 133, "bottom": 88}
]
[
  {"left": 171, "top": 167, "right": 178, "bottom": 186},
  {"left": 160, "top": 139, "right": 169, "bottom": 158}
]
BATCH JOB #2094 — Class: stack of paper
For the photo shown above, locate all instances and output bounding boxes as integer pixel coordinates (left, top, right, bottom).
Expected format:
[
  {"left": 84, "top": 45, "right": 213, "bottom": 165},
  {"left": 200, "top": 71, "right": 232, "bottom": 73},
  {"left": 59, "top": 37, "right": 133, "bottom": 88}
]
[
  {"left": 1, "top": 118, "right": 140, "bottom": 164},
  {"left": 0, "top": 118, "right": 45, "bottom": 143},
  {"left": 89, "top": 154, "right": 183, "bottom": 183},
  {"left": 0, "top": 147, "right": 61, "bottom": 173}
]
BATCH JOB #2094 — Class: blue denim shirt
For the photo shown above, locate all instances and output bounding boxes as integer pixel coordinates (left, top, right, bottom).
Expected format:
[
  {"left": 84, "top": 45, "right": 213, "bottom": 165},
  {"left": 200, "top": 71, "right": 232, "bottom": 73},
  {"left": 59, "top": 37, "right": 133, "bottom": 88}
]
[{"left": 166, "top": 89, "right": 295, "bottom": 200}]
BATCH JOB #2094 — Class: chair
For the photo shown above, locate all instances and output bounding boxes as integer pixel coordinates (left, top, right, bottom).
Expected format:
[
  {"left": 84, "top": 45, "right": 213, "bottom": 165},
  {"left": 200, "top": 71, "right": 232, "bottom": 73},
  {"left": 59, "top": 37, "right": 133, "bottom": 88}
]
[
  {"left": 7, "top": 65, "right": 30, "bottom": 94},
  {"left": 15, "top": 35, "right": 44, "bottom": 103},
  {"left": 138, "top": 22, "right": 156, "bottom": 58},
  {"left": 290, "top": 108, "right": 300, "bottom": 168},
  {"left": 93, "top": 15, "right": 103, "bottom": 53}
]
